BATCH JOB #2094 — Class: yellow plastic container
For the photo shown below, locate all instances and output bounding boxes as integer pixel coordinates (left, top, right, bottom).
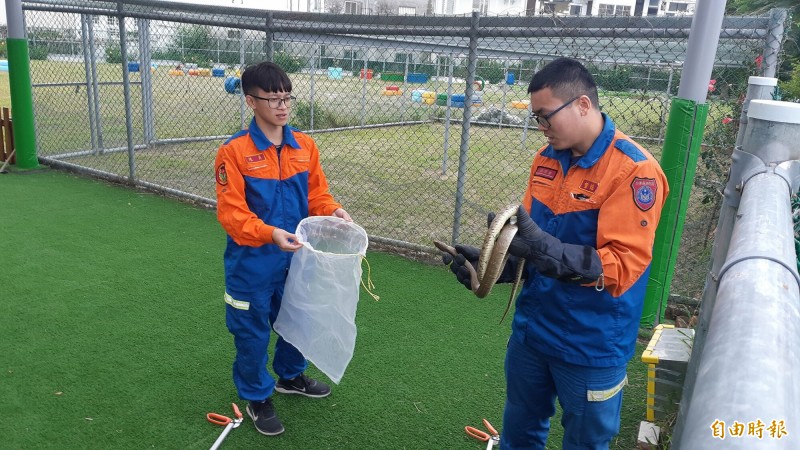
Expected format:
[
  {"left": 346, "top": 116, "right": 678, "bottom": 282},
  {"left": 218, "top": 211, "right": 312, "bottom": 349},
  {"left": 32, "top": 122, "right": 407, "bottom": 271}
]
[
  {"left": 510, "top": 100, "right": 530, "bottom": 109},
  {"left": 641, "top": 324, "right": 694, "bottom": 421}
]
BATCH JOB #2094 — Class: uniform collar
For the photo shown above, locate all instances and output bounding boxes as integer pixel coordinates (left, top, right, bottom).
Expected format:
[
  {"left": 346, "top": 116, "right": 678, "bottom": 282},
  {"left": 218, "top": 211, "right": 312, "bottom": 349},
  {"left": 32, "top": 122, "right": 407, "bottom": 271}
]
[
  {"left": 248, "top": 118, "right": 301, "bottom": 151},
  {"left": 543, "top": 113, "right": 616, "bottom": 171}
]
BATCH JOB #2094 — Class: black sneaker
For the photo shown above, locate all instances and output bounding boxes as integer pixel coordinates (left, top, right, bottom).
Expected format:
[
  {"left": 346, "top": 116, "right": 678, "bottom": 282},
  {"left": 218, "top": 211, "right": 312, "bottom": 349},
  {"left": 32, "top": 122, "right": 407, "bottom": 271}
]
[
  {"left": 275, "top": 374, "right": 331, "bottom": 398},
  {"left": 246, "top": 398, "right": 285, "bottom": 436}
]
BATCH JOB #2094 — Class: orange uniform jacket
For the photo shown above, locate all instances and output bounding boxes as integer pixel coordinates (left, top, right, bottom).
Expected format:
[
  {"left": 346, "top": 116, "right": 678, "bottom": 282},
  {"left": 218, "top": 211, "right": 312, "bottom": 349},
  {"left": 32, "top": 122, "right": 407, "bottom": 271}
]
[
  {"left": 513, "top": 114, "right": 669, "bottom": 367},
  {"left": 215, "top": 120, "right": 341, "bottom": 292}
]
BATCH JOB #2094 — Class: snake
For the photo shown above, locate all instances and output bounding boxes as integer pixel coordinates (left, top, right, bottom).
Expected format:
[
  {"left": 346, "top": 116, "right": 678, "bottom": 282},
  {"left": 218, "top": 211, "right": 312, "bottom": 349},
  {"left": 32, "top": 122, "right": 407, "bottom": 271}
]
[{"left": 434, "top": 204, "right": 526, "bottom": 323}]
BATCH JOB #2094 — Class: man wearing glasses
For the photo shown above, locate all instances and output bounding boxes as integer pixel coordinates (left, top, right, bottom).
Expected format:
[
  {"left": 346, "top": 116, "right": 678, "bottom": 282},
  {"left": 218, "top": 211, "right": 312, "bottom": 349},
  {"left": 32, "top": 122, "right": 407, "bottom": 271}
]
[
  {"left": 214, "top": 61, "right": 351, "bottom": 437},
  {"left": 443, "top": 57, "right": 668, "bottom": 449}
]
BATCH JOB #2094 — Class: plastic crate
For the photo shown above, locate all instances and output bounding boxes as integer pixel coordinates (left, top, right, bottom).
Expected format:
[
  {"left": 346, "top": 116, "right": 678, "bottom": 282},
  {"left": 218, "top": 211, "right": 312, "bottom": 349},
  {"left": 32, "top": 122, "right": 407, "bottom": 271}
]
[{"left": 641, "top": 324, "right": 694, "bottom": 421}]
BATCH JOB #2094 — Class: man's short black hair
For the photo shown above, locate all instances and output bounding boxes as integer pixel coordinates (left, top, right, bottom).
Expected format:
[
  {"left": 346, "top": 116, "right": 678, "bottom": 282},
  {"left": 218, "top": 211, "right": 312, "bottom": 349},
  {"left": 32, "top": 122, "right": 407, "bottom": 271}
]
[
  {"left": 528, "top": 58, "right": 600, "bottom": 110},
  {"left": 241, "top": 61, "right": 292, "bottom": 95}
]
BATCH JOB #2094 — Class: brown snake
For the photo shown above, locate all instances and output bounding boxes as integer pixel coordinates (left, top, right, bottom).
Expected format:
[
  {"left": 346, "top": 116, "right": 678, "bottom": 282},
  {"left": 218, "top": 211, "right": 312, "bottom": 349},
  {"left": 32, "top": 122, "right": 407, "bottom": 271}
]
[{"left": 434, "top": 204, "right": 526, "bottom": 323}]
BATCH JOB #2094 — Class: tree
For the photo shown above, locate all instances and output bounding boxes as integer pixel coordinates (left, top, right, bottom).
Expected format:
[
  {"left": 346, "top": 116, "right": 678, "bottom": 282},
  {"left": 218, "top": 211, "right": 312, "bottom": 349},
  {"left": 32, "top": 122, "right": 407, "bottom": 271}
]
[
  {"left": 327, "top": 0, "right": 344, "bottom": 13},
  {"left": 375, "top": 0, "right": 398, "bottom": 14},
  {"left": 725, "top": 0, "right": 800, "bottom": 82}
]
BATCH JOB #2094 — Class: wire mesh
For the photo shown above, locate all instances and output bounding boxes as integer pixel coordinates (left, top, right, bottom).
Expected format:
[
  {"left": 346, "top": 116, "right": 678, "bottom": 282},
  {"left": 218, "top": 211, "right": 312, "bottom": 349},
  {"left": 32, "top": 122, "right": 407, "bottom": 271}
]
[{"left": 20, "top": 1, "right": 789, "bottom": 299}]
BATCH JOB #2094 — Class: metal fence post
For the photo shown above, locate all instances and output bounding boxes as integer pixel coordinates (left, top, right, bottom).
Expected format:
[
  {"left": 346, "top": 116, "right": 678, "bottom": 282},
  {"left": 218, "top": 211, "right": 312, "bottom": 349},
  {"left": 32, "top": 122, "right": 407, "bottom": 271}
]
[
  {"left": 762, "top": 8, "right": 787, "bottom": 78},
  {"left": 138, "top": 18, "right": 154, "bottom": 145},
  {"left": 360, "top": 54, "right": 368, "bottom": 127},
  {"left": 264, "top": 12, "right": 274, "bottom": 62},
  {"left": 80, "top": 14, "right": 97, "bottom": 152},
  {"left": 86, "top": 13, "right": 104, "bottom": 154},
  {"left": 441, "top": 53, "right": 454, "bottom": 177},
  {"left": 450, "top": 11, "right": 480, "bottom": 245},
  {"left": 117, "top": 2, "right": 136, "bottom": 181},
  {"left": 239, "top": 36, "right": 246, "bottom": 129}
]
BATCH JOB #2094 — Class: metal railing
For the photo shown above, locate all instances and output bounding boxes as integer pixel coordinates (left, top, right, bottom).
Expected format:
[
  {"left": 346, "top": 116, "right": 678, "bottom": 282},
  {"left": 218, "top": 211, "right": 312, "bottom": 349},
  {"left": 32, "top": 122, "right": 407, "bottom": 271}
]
[{"left": 672, "top": 98, "right": 800, "bottom": 449}]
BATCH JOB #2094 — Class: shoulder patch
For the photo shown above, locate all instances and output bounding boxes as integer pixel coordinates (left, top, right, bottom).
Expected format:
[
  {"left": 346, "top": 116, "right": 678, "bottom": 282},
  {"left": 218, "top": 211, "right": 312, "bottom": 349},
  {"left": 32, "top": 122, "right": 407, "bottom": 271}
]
[
  {"left": 216, "top": 163, "right": 228, "bottom": 186},
  {"left": 615, "top": 139, "right": 646, "bottom": 163},
  {"left": 631, "top": 177, "right": 657, "bottom": 211}
]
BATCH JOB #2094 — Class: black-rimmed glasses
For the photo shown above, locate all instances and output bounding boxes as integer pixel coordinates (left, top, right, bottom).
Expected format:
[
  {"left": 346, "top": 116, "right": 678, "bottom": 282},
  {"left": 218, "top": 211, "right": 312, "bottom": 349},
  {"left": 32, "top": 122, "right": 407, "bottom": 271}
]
[
  {"left": 529, "top": 96, "right": 580, "bottom": 128},
  {"left": 248, "top": 94, "right": 296, "bottom": 109}
]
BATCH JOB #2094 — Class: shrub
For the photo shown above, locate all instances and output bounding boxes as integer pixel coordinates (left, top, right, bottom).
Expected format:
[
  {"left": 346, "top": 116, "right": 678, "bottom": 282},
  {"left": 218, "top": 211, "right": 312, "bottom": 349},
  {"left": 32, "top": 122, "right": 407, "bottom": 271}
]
[
  {"left": 273, "top": 51, "right": 304, "bottom": 74},
  {"left": 105, "top": 43, "right": 122, "bottom": 64},
  {"left": 780, "top": 61, "right": 800, "bottom": 101}
]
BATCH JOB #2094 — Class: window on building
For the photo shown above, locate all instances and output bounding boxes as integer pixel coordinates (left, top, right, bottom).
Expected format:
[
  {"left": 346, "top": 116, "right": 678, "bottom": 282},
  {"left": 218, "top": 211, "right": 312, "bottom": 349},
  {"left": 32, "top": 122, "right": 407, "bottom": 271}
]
[
  {"left": 668, "top": 2, "right": 688, "bottom": 11},
  {"left": 597, "top": 4, "right": 614, "bottom": 15},
  {"left": 541, "top": 3, "right": 555, "bottom": 14},
  {"left": 570, "top": 5, "right": 582, "bottom": 15},
  {"left": 398, "top": 6, "right": 416, "bottom": 15},
  {"left": 395, "top": 53, "right": 413, "bottom": 64},
  {"left": 107, "top": 16, "right": 117, "bottom": 26},
  {"left": 92, "top": 16, "right": 100, "bottom": 25},
  {"left": 344, "top": 49, "right": 360, "bottom": 61},
  {"left": 344, "top": 1, "right": 363, "bottom": 14},
  {"left": 598, "top": 4, "right": 631, "bottom": 16}
]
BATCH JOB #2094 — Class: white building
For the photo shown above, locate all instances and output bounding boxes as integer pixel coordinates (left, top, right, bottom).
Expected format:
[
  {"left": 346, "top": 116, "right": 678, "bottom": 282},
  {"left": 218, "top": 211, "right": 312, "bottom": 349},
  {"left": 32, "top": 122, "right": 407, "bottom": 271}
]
[
  {"left": 437, "top": 0, "right": 695, "bottom": 16},
  {"left": 434, "top": 0, "right": 527, "bottom": 16}
]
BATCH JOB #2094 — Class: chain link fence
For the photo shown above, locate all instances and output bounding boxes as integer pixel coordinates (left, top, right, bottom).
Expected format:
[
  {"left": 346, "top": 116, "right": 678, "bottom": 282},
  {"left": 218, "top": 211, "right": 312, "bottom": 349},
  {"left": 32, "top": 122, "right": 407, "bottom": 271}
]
[{"left": 20, "top": 0, "right": 790, "bottom": 299}]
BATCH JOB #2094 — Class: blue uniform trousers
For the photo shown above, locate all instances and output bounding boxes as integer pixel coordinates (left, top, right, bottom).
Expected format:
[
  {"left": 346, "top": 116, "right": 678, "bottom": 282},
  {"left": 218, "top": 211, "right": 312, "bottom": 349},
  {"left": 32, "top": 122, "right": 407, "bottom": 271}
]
[
  {"left": 501, "top": 336, "right": 627, "bottom": 450},
  {"left": 225, "top": 285, "right": 308, "bottom": 401}
]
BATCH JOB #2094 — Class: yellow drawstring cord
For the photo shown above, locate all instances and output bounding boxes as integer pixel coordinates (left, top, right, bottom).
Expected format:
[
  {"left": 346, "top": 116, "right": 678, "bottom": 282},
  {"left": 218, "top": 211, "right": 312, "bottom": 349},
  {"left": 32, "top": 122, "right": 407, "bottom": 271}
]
[{"left": 360, "top": 256, "right": 380, "bottom": 301}]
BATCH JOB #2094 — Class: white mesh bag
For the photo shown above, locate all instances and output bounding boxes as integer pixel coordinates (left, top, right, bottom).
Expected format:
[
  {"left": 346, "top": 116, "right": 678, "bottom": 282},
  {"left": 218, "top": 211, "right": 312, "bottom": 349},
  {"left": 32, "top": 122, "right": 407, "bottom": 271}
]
[{"left": 273, "top": 216, "right": 370, "bottom": 384}]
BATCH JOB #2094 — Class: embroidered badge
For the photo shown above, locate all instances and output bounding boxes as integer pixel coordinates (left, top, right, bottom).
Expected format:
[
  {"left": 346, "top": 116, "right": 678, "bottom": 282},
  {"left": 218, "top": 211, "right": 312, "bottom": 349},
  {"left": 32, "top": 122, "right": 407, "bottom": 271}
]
[
  {"left": 534, "top": 166, "right": 557, "bottom": 180},
  {"left": 245, "top": 154, "right": 265, "bottom": 163},
  {"left": 579, "top": 180, "right": 599, "bottom": 193},
  {"left": 631, "top": 177, "right": 657, "bottom": 211},
  {"left": 216, "top": 163, "right": 228, "bottom": 186}
]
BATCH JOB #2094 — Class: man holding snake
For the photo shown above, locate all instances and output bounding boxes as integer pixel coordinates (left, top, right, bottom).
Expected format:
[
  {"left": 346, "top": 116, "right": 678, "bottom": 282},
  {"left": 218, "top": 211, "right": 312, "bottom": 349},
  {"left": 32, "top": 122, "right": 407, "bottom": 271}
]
[{"left": 442, "top": 57, "right": 669, "bottom": 450}]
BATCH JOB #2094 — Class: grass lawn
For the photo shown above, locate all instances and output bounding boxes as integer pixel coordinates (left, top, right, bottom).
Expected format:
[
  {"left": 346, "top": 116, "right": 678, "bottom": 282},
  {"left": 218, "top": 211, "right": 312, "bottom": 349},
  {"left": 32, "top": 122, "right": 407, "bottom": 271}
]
[
  {"left": 0, "top": 59, "right": 727, "bottom": 301},
  {"left": 0, "top": 168, "right": 651, "bottom": 449}
]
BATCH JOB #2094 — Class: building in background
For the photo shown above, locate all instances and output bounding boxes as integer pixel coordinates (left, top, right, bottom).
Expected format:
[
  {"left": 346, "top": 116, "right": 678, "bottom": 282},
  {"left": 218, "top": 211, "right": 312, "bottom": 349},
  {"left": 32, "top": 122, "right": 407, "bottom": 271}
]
[
  {"left": 326, "top": 0, "right": 431, "bottom": 15},
  {"left": 438, "top": 0, "right": 695, "bottom": 16}
]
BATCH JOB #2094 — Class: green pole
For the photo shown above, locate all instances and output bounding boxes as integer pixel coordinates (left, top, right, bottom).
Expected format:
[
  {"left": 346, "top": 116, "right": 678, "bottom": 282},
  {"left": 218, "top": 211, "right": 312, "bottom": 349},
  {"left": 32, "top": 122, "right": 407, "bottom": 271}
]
[
  {"left": 641, "top": 99, "right": 708, "bottom": 326},
  {"left": 6, "top": 0, "right": 39, "bottom": 169},
  {"left": 641, "top": 0, "right": 725, "bottom": 327}
]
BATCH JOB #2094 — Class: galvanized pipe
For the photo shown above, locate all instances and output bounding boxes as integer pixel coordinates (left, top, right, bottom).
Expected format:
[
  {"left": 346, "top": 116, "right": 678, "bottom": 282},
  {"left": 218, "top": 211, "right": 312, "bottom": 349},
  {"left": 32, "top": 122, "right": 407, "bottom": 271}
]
[
  {"left": 118, "top": 2, "right": 136, "bottom": 181},
  {"left": 734, "top": 77, "right": 777, "bottom": 149},
  {"left": 80, "top": 14, "right": 97, "bottom": 152},
  {"left": 676, "top": 170, "right": 800, "bottom": 449},
  {"left": 674, "top": 99, "right": 800, "bottom": 449}
]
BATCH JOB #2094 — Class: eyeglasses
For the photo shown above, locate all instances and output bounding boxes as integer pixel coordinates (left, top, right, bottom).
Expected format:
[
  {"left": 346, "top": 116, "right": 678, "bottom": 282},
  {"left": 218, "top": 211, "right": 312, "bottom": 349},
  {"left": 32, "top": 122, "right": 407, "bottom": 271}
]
[
  {"left": 529, "top": 96, "right": 580, "bottom": 128},
  {"left": 248, "top": 94, "right": 296, "bottom": 109}
]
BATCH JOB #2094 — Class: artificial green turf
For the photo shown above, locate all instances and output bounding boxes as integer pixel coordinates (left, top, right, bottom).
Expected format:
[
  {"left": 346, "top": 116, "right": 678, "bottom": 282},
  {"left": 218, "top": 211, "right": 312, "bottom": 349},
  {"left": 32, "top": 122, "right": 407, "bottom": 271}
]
[{"left": 0, "top": 168, "right": 647, "bottom": 449}]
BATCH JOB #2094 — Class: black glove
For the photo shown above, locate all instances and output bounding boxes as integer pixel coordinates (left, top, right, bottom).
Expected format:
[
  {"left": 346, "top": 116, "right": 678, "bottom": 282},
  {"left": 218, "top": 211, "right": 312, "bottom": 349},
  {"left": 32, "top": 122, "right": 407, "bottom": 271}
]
[
  {"left": 508, "top": 206, "right": 602, "bottom": 284},
  {"left": 441, "top": 212, "right": 522, "bottom": 290},
  {"left": 442, "top": 244, "right": 480, "bottom": 290}
]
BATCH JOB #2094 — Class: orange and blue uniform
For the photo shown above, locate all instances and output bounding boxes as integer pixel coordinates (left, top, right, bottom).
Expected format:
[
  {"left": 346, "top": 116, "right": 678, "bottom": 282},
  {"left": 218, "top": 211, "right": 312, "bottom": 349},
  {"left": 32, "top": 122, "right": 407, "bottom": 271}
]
[
  {"left": 502, "top": 114, "right": 668, "bottom": 449},
  {"left": 215, "top": 119, "right": 341, "bottom": 401}
]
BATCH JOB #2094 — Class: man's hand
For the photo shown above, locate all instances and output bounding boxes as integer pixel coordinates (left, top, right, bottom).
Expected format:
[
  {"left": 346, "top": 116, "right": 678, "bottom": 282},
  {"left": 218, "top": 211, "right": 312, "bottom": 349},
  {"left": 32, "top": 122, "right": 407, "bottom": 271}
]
[
  {"left": 332, "top": 208, "right": 352, "bottom": 222},
  {"left": 442, "top": 244, "right": 480, "bottom": 291},
  {"left": 272, "top": 228, "right": 304, "bottom": 252}
]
